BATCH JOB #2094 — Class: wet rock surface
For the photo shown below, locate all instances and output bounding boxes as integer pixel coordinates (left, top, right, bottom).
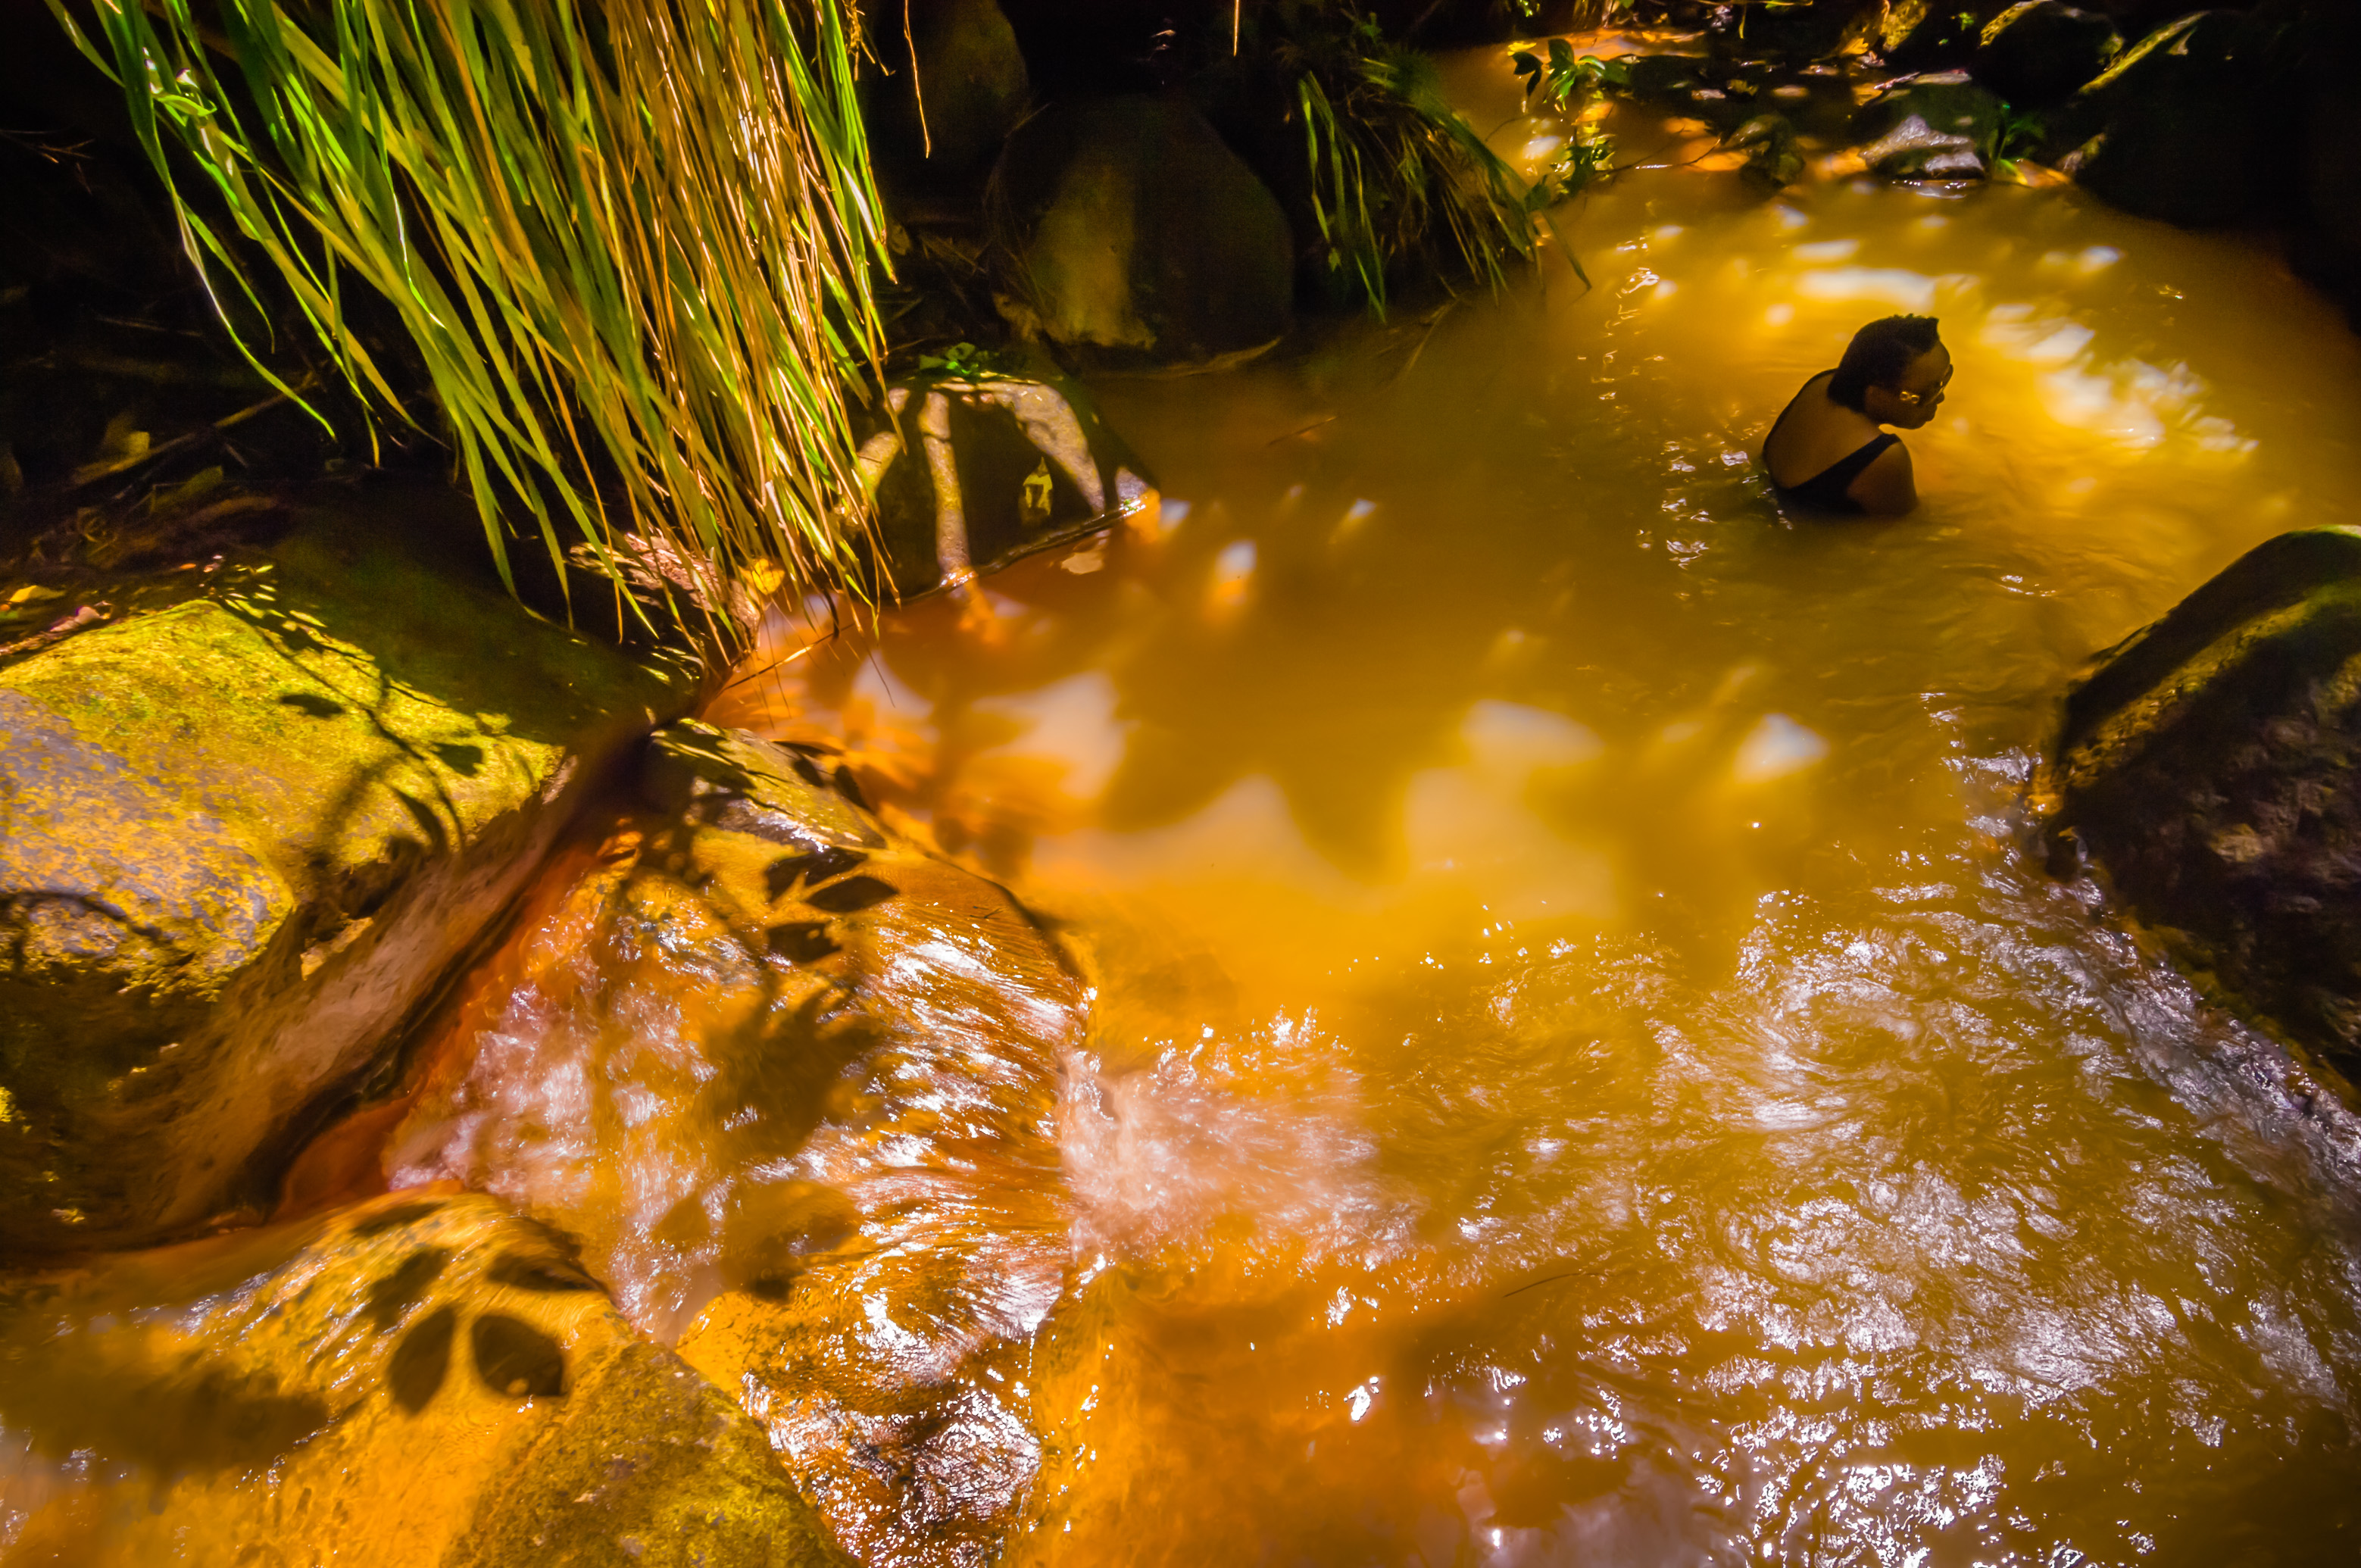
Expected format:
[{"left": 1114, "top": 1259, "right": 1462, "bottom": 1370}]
[
  {"left": 0, "top": 509, "right": 692, "bottom": 1254},
  {"left": 854, "top": 373, "right": 1154, "bottom": 598},
  {"left": 2046, "top": 526, "right": 2361, "bottom": 1100},
  {"left": 1852, "top": 72, "right": 2003, "bottom": 180},
  {"left": 988, "top": 94, "right": 1294, "bottom": 369},
  {"left": 375, "top": 719, "right": 1088, "bottom": 1567},
  {"left": 0, "top": 1188, "right": 845, "bottom": 1566}
]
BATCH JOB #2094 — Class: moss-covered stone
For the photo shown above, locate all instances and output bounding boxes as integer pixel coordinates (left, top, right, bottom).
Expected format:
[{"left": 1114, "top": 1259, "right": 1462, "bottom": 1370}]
[
  {"left": 0, "top": 507, "right": 695, "bottom": 1253},
  {"left": 2044, "top": 526, "right": 2361, "bottom": 1100},
  {"left": 0, "top": 1188, "right": 845, "bottom": 1566}
]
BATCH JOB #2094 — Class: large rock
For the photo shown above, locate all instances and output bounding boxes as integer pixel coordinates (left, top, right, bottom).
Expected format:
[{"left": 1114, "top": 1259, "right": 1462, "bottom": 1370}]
[
  {"left": 2043, "top": 527, "right": 2361, "bottom": 1099},
  {"left": 854, "top": 373, "right": 1154, "bottom": 597},
  {"left": 863, "top": 0, "right": 1031, "bottom": 184},
  {"left": 0, "top": 1188, "right": 847, "bottom": 1566},
  {"left": 1972, "top": 1, "right": 2120, "bottom": 106},
  {"left": 1852, "top": 71, "right": 2003, "bottom": 180},
  {"left": 0, "top": 510, "right": 692, "bottom": 1253},
  {"left": 2058, "top": 9, "right": 2297, "bottom": 226},
  {"left": 375, "top": 720, "right": 1087, "bottom": 1568},
  {"left": 988, "top": 93, "right": 1294, "bottom": 370}
]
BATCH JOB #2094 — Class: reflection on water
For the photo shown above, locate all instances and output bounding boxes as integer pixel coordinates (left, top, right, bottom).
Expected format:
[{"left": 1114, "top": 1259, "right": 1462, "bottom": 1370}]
[{"left": 701, "top": 64, "right": 2361, "bottom": 1566}]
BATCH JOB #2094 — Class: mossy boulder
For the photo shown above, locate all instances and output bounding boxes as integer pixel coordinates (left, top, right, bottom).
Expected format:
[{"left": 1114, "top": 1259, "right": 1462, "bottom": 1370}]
[
  {"left": 988, "top": 93, "right": 1294, "bottom": 369},
  {"left": 385, "top": 720, "right": 1085, "bottom": 1568},
  {"left": 0, "top": 508, "right": 692, "bottom": 1254},
  {"left": 2044, "top": 527, "right": 2361, "bottom": 1100},
  {"left": 854, "top": 373, "right": 1154, "bottom": 597},
  {"left": 0, "top": 1189, "right": 844, "bottom": 1566}
]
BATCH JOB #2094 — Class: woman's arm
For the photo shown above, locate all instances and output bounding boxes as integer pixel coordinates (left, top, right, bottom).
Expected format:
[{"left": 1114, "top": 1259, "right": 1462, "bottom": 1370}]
[{"left": 1847, "top": 441, "right": 1917, "bottom": 514}]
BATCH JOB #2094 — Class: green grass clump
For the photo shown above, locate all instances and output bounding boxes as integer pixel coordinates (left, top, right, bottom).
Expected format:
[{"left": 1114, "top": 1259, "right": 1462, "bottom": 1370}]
[
  {"left": 48, "top": 0, "right": 892, "bottom": 631},
  {"left": 1271, "top": 6, "right": 1539, "bottom": 316}
]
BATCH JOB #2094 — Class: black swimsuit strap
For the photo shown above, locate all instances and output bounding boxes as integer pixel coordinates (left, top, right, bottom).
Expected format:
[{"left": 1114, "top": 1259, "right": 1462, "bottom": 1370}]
[
  {"left": 1779, "top": 433, "right": 1897, "bottom": 513},
  {"left": 1802, "top": 433, "right": 1897, "bottom": 498}
]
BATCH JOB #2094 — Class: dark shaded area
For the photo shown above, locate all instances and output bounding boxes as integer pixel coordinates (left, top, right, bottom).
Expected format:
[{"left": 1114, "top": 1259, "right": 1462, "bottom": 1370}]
[
  {"left": 767, "top": 920, "right": 845, "bottom": 964},
  {"left": 804, "top": 875, "right": 901, "bottom": 914},
  {"left": 389, "top": 1302, "right": 458, "bottom": 1413},
  {"left": 364, "top": 1245, "right": 452, "bottom": 1332},
  {"left": 766, "top": 845, "right": 868, "bottom": 901},
  {"left": 470, "top": 1313, "right": 569, "bottom": 1399},
  {"left": 486, "top": 1251, "right": 602, "bottom": 1293},
  {"left": 348, "top": 1198, "right": 447, "bottom": 1238}
]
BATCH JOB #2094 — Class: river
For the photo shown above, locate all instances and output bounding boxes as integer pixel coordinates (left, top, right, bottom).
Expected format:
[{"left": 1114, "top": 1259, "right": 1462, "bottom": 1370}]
[{"left": 691, "top": 54, "right": 2361, "bottom": 1564}]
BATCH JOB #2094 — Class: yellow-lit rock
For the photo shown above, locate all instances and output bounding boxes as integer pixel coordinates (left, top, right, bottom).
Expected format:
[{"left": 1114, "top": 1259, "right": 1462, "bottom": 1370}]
[
  {"left": 385, "top": 722, "right": 1086, "bottom": 1568},
  {"left": 0, "top": 1189, "right": 845, "bottom": 1568}
]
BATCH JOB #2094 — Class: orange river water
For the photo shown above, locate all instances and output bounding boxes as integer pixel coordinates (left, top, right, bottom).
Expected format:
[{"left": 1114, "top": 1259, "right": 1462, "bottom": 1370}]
[{"left": 694, "top": 53, "right": 2361, "bottom": 1563}]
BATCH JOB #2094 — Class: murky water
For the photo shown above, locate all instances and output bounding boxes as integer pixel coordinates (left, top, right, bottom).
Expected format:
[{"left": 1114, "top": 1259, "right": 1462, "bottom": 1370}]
[{"left": 14, "top": 42, "right": 2361, "bottom": 1568}]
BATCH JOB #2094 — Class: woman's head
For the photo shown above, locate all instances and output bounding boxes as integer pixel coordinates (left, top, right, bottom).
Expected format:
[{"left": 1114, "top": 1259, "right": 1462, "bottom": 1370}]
[{"left": 1829, "top": 314, "right": 1951, "bottom": 428}]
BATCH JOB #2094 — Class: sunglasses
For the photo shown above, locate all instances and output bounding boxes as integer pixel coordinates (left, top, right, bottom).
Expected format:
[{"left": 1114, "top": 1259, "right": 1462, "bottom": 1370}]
[{"left": 1894, "top": 364, "right": 1954, "bottom": 406}]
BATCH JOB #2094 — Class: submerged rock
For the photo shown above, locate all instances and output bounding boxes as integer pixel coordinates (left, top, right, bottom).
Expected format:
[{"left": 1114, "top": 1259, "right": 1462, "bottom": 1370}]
[
  {"left": 988, "top": 94, "right": 1294, "bottom": 369},
  {"left": 1853, "top": 72, "right": 2003, "bottom": 180},
  {"left": 1726, "top": 112, "right": 1807, "bottom": 193},
  {"left": 854, "top": 373, "right": 1154, "bottom": 598},
  {"left": 2044, "top": 527, "right": 2361, "bottom": 1100},
  {"left": 378, "top": 719, "right": 1087, "bottom": 1567},
  {"left": 0, "top": 1189, "right": 845, "bottom": 1566},
  {"left": 0, "top": 511, "right": 690, "bottom": 1254},
  {"left": 1972, "top": 1, "right": 2120, "bottom": 106}
]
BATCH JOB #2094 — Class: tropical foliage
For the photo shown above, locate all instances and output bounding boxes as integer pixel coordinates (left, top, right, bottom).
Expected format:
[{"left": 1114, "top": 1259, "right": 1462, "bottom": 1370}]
[
  {"left": 1270, "top": 5, "right": 1613, "bottom": 317},
  {"left": 46, "top": 0, "right": 891, "bottom": 626}
]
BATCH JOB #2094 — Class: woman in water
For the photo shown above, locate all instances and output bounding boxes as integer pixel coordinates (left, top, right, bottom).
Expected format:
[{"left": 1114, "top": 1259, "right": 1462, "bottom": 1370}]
[{"left": 1760, "top": 314, "right": 1952, "bottom": 515}]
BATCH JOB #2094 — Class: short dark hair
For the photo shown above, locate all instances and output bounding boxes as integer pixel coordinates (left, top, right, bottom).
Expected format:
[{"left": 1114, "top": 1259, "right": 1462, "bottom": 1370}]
[{"left": 1828, "top": 315, "right": 1941, "bottom": 411}]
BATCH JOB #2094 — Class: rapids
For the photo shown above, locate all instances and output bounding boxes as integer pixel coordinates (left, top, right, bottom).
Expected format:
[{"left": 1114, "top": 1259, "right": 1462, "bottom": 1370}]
[{"left": 687, "top": 58, "right": 2361, "bottom": 1565}]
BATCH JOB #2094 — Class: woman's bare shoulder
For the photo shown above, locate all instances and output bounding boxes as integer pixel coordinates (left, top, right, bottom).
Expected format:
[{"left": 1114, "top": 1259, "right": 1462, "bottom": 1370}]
[{"left": 1848, "top": 436, "right": 1917, "bottom": 514}]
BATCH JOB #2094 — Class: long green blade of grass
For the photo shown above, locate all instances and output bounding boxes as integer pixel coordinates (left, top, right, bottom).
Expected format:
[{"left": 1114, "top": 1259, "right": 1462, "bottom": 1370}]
[{"left": 48, "top": 0, "right": 889, "bottom": 631}]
